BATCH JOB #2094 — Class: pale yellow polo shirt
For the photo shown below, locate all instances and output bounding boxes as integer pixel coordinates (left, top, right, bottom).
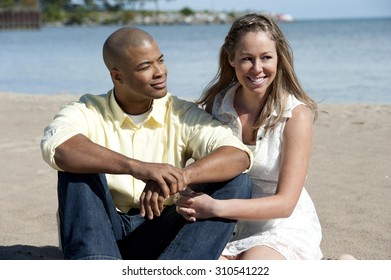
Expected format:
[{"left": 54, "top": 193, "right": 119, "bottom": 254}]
[{"left": 41, "top": 90, "right": 252, "bottom": 213}]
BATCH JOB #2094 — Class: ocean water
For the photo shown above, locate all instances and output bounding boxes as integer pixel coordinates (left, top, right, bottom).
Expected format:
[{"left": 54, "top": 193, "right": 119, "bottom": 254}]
[{"left": 1, "top": 18, "right": 390, "bottom": 103}]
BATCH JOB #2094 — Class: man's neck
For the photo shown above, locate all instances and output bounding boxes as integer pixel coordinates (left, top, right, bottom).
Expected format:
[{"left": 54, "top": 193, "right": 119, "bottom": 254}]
[{"left": 113, "top": 89, "right": 153, "bottom": 115}]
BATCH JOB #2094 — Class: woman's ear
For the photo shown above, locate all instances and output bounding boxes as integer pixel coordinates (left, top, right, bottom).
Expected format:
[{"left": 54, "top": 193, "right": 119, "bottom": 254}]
[{"left": 228, "top": 56, "right": 235, "bottom": 68}]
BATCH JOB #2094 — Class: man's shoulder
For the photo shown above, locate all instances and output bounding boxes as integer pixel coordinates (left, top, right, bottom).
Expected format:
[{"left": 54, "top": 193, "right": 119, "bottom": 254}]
[
  {"left": 168, "top": 94, "right": 201, "bottom": 114},
  {"left": 79, "top": 93, "right": 109, "bottom": 107},
  {"left": 166, "top": 94, "right": 220, "bottom": 129},
  {"left": 75, "top": 92, "right": 112, "bottom": 115}
]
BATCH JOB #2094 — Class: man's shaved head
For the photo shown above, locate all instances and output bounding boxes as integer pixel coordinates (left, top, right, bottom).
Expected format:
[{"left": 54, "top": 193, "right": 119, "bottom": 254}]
[{"left": 103, "top": 27, "right": 154, "bottom": 71}]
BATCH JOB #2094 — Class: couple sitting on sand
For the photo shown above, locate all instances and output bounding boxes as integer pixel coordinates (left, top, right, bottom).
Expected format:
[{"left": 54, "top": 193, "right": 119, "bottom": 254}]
[{"left": 41, "top": 14, "right": 324, "bottom": 260}]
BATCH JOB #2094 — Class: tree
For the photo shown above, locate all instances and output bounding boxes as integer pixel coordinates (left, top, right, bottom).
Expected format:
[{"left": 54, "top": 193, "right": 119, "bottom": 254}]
[
  {"left": 41, "top": 0, "right": 71, "bottom": 7},
  {"left": 126, "top": 0, "right": 174, "bottom": 12},
  {"left": 180, "top": 7, "right": 194, "bottom": 16},
  {"left": 0, "top": 0, "right": 41, "bottom": 9},
  {"left": 0, "top": 0, "right": 16, "bottom": 9}
]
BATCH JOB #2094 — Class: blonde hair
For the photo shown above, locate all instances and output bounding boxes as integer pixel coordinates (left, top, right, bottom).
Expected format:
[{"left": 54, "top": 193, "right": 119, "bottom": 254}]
[{"left": 198, "top": 13, "right": 317, "bottom": 135}]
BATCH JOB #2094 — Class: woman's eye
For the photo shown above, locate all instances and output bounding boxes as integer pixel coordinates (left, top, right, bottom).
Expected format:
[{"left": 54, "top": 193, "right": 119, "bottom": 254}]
[{"left": 242, "top": 57, "right": 252, "bottom": 62}]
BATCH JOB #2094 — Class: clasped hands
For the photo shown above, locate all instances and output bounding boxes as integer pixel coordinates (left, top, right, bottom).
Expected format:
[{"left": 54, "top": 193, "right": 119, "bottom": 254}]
[{"left": 138, "top": 162, "right": 215, "bottom": 221}]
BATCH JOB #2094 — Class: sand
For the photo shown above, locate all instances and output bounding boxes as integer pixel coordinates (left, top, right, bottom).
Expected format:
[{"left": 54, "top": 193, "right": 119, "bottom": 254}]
[{"left": 0, "top": 92, "right": 390, "bottom": 260}]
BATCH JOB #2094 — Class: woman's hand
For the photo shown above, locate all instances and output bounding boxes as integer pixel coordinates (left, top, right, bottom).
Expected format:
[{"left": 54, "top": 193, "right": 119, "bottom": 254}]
[{"left": 175, "top": 190, "right": 218, "bottom": 221}]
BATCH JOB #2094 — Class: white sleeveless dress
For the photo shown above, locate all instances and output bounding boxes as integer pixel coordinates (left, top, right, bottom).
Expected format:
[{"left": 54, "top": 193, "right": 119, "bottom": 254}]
[{"left": 212, "top": 84, "right": 323, "bottom": 259}]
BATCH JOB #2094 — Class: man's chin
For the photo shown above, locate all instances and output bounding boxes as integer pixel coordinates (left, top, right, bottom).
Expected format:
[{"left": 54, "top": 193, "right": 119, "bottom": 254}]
[{"left": 154, "top": 89, "right": 168, "bottom": 99}]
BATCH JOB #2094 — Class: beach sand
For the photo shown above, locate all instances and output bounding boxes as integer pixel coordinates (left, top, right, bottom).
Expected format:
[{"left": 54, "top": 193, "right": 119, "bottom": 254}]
[{"left": 0, "top": 92, "right": 390, "bottom": 260}]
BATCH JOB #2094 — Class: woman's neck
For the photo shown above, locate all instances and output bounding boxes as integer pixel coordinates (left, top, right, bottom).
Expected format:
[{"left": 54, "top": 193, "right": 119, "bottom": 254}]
[
  {"left": 234, "top": 87, "right": 267, "bottom": 145},
  {"left": 234, "top": 86, "right": 267, "bottom": 116}
]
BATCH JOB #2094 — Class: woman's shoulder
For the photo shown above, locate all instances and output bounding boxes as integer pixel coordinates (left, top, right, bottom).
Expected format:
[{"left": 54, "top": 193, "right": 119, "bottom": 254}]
[{"left": 287, "top": 94, "right": 306, "bottom": 110}]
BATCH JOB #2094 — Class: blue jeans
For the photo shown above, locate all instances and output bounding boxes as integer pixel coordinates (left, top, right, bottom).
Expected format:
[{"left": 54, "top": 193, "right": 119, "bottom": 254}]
[{"left": 57, "top": 172, "right": 252, "bottom": 260}]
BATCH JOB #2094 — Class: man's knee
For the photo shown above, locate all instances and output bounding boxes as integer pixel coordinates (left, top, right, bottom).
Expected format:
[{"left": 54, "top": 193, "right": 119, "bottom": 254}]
[
  {"left": 229, "top": 173, "right": 252, "bottom": 199},
  {"left": 58, "top": 172, "right": 106, "bottom": 188},
  {"left": 205, "top": 173, "right": 252, "bottom": 200}
]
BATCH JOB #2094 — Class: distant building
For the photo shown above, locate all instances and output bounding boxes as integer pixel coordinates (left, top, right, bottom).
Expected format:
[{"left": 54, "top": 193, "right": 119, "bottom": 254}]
[
  {"left": 275, "top": 13, "right": 294, "bottom": 22},
  {"left": 0, "top": 0, "right": 42, "bottom": 29}
]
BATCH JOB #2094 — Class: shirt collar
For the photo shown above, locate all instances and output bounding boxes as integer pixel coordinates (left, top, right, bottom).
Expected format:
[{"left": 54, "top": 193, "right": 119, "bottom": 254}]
[
  {"left": 148, "top": 94, "right": 167, "bottom": 126},
  {"left": 108, "top": 89, "right": 166, "bottom": 128},
  {"left": 109, "top": 89, "right": 127, "bottom": 127},
  {"left": 219, "top": 84, "right": 240, "bottom": 117}
]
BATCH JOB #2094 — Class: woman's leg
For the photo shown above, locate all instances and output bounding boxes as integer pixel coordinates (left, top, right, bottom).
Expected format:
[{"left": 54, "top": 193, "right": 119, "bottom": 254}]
[{"left": 239, "top": 245, "right": 286, "bottom": 260}]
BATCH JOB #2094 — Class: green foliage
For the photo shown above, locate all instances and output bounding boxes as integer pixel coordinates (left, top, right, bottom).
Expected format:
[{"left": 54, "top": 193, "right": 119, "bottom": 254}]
[
  {"left": 65, "top": 5, "right": 89, "bottom": 25},
  {"left": 0, "top": 0, "right": 18, "bottom": 9},
  {"left": 42, "top": 0, "right": 70, "bottom": 7},
  {"left": 43, "top": 4, "right": 67, "bottom": 22},
  {"left": 119, "top": 10, "right": 136, "bottom": 23},
  {"left": 179, "top": 7, "right": 194, "bottom": 16},
  {"left": 19, "top": 0, "right": 234, "bottom": 26},
  {"left": 0, "top": 0, "right": 41, "bottom": 10}
]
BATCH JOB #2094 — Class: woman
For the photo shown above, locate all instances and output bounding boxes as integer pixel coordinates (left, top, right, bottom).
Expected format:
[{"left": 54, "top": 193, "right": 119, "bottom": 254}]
[{"left": 176, "top": 13, "right": 323, "bottom": 260}]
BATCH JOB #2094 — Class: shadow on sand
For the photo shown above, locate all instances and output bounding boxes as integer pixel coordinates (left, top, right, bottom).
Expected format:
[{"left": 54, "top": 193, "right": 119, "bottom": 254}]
[{"left": 0, "top": 245, "right": 63, "bottom": 260}]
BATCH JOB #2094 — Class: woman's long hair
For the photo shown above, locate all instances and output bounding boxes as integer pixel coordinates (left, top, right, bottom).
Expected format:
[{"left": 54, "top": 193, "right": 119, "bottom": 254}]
[{"left": 198, "top": 13, "right": 318, "bottom": 134}]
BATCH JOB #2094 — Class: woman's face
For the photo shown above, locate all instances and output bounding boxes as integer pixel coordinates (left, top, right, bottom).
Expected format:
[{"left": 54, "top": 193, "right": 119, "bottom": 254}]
[{"left": 229, "top": 31, "right": 278, "bottom": 96}]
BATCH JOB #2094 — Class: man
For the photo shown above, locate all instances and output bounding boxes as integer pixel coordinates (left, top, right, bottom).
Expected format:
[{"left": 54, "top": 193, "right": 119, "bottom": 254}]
[{"left": 41, "top": 27, "right": 253, "bottom": 260}]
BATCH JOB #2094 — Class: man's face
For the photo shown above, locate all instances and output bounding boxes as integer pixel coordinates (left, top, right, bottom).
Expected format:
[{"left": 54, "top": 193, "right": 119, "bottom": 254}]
[{"left": 116, "top": 40, "right": 168, "bottom": 105}]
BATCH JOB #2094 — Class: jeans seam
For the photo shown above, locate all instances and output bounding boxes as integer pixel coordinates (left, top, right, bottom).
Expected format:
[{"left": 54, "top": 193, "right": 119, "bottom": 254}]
[{"left": 74, "top": 254, "right": 121, "bottom": 260}]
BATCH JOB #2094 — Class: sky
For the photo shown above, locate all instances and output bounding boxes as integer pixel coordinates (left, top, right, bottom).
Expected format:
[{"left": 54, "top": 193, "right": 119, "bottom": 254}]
[{"left": 139, "top": 0, "right": 391, "bottom": 20}]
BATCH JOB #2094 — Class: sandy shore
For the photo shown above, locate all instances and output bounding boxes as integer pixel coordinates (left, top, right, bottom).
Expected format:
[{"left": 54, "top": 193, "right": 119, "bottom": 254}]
[{"left": 0, "top": 92, "right": 390, "bottom": 260}]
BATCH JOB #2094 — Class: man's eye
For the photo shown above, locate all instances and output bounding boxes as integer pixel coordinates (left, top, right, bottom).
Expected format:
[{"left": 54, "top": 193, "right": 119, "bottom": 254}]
[{"left": 138, "top": 64, "right": 151, "bottom": 71}]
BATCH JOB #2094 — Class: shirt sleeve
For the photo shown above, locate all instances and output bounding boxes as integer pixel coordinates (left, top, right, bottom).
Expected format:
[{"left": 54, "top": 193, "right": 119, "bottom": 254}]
[
  {"left": 40, "top": 101, "right": 91, "bottom": 170},
  {"left": 181, "top": 103, "right": 253, "bottom": 172}
]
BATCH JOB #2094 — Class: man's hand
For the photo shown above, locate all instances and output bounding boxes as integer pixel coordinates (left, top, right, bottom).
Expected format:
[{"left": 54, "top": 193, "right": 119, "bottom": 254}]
[
  {"left": 140, "top": 180, "right": 166, "bottom": 219},
  {"left": 137, "top": 162, "right": 188, "bottom": 219}
]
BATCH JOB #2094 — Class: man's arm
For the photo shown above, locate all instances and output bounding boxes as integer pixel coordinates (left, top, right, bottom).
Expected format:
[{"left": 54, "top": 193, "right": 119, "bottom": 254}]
[
  {"left": 54, "top": 133, "right": 186, "bottom": 202},
  {"left": 139, "top": 101, "right": 253, "bottom": 219},
  {"left": 140, "top": 145, "right": 250, "bottom": 219},
  {"left": 183, "top": 146, "right": 250, "bottom": 186},
  {"left": 55, "top": 134, "right": 133, "bottom": 174}
]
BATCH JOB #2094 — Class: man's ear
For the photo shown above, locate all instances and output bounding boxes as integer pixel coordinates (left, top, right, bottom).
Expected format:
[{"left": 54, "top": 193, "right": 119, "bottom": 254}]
[{"left": 110, "top": 68, "right": 123, "bottom": 84}]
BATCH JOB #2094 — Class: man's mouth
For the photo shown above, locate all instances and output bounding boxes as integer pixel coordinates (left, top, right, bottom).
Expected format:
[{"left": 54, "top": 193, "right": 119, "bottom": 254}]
[{"left": 151, "top": 80, "right": 166, "bottom": 89}]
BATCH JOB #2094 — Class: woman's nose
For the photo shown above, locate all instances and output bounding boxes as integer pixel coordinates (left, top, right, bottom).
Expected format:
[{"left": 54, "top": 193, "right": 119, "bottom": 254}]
[{"left": 252, "top": 59, "right": 263, "bottom": 73}]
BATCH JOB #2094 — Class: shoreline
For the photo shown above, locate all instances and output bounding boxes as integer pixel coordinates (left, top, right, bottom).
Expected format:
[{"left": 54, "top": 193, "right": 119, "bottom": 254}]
[
  {"left": 0, "top": 92, "right": 390, "bottom": 260},
  {"left": 3, "top": 90, "right": 391, "bottom": 105}
]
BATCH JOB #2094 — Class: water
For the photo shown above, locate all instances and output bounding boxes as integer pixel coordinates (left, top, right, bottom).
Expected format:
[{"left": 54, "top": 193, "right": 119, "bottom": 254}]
[{"left": 1, "top": 18, "right": 390, "bottom": 103}]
